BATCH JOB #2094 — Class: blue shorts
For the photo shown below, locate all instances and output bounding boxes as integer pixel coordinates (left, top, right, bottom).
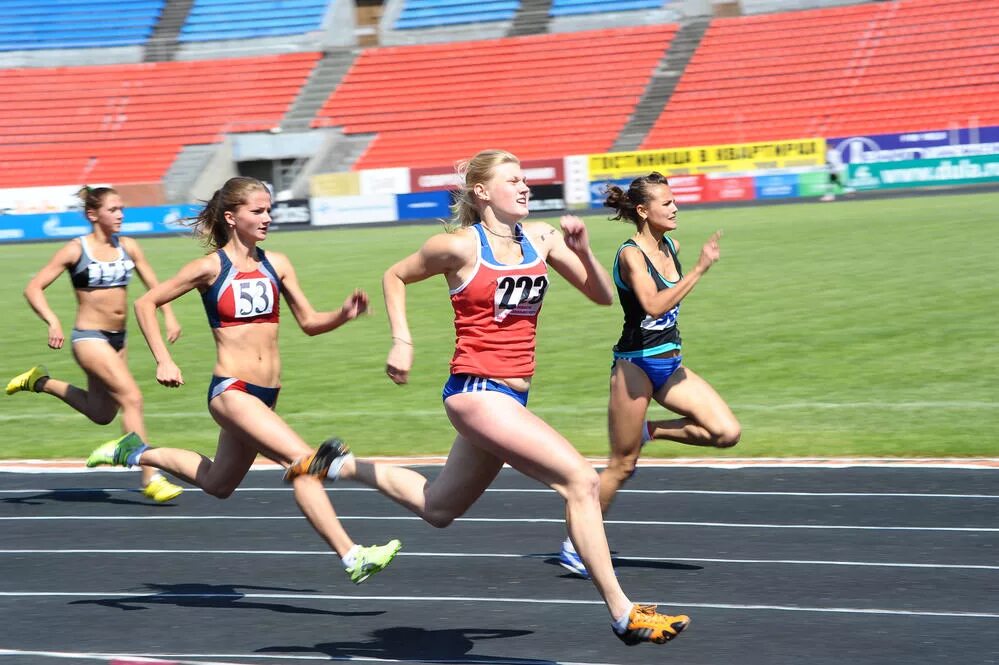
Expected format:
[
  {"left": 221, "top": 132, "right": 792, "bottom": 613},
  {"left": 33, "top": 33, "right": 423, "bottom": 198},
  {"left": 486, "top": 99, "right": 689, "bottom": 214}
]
[
  {"left": 442, "top": 374, "right": 529, "bottom": 407},
  {"left": 71, "top": 328, "right": 126, "bottom": 352},
  {"left": 208, "top": 375, "right": 280, "bottom": 410},
  {"left": 613, "top": 354, "right": 683, "bottom": 393}
]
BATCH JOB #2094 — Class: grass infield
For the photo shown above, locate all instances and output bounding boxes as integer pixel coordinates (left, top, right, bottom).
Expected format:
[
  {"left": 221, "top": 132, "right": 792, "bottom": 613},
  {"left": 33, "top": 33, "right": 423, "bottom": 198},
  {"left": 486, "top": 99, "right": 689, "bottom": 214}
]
[{"left": 1, "top": 192, "right": 995, "bottom": 460}]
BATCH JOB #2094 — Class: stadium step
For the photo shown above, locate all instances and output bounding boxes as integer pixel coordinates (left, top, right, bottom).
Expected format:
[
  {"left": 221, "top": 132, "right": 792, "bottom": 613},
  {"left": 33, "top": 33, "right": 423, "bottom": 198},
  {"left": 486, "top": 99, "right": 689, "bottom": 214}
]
[
  {"left": 611, "top": 17, "right": 710, "bottom": 153},
  {"left": 508, "top": 0, "right": 553, "bottom": 38},
  {"left": 281, "top": 48, "right": 359, "bottom": 133},
  {"left": 145, "top": 0, "right": 197, "bottom": 62}
]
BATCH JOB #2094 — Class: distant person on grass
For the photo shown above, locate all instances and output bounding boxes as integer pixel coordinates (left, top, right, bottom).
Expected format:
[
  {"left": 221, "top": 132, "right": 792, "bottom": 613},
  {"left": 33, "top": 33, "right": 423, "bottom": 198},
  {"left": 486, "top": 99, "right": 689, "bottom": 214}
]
[
  {"left": 6, "top": 186, "right": 185, "bottom": 503},
  {"left": 557, "top": 172, "right": 740, "bottom": 579},
  {"left": 85, "top": 176, "right": 400, "bottom": 584},
  {"left": 283, "top": 150, "right": 691, "bottom": 645}
]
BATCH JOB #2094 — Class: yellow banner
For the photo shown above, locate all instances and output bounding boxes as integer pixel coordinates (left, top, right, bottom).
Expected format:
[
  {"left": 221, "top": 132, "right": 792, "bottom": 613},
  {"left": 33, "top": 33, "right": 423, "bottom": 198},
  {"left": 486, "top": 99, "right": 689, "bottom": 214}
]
[
  {"left": 589, "top": 139, "right": 826, "bottom": 179},
  {"left": 310, "top": 171, "right": 360, "bottom": 197}
]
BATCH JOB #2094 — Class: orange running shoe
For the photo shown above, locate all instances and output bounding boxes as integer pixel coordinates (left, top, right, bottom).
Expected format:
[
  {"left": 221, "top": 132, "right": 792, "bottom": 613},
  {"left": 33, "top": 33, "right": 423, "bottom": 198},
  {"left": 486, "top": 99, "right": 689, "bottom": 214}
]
[
  {"left": 614, "top": 604, "right": 690, "bottom": 646},
  {"left": 284, "top": 437, "right": 351, "bottom": 482}
]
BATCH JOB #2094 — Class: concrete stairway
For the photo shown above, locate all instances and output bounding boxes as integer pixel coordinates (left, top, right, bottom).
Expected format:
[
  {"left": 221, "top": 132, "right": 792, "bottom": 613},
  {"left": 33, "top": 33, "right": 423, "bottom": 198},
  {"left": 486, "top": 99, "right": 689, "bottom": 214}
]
[
  {"left": 507, "top": 0, "right": 552, "bottom": 37},
  {"left": 144, "top": 0, "right": 196, "bottom": 62},
  {"left": 610, "top": 17, "right": 710, "bottom": 152}
]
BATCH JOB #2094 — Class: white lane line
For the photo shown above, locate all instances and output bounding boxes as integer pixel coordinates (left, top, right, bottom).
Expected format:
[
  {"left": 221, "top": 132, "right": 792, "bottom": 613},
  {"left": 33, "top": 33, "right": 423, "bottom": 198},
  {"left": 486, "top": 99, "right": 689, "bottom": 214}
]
[
  {"left": 0, "top": 592, "right": 996, "bottom": 619},
  {"left": 2, "top": 487, "right": 998, "bottom": 499},
  {"left": 1, "top": 515, "right": 996, "bottom": 532},
  {"left": 0, "top": 549, "right": 996, "bottom": 571},
  {"left": 0, "top": 647, "right": 613, "bottom": 665}
]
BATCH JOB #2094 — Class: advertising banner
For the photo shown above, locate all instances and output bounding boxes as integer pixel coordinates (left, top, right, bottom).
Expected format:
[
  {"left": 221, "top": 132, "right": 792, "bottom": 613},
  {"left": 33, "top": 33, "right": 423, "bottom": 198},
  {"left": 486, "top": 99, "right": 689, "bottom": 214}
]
[
  {"left": 754, "top": 173, "right": 799, "bottom": 199},
  {"left": 563, "top": 155, "right": 590, "bottom": 208},
  {"left": 796, "top": 171, "right": 831, "bottom": 198},
  {"left": 847, "top": 155, "right": 999, "bottom": 191},
  {"left": 410, "top": 158, "right": 564, "bottom": 193},
  {"left": 527, "top": 184, "right": 565, "bottom": 212},
  {"left": 310, "top": 171, "right": 360, "bottom": 197},
  {"left": 589, "top": 139, "right": 825, "bottom": 179},
  {"left": 310, "top": 195, "right": 397, "bottom": 226},
  {"left": 0, "top": 185, "right": 111, "bottom": 215},
  {"left": 829, "top": 126, "right": 999, "bottom": 164},
  {"left": 360, "top": 167, "right": 411, "bottom": 196},
  {"left": 668, "top": 174, "right": 706, "bottom": 204},
  {"left": 396, "top": 190, "right": 453, "bottom": 221},
  {"left": 0, "top": 205, "right": 197, "bottom": 243},
  {"left": 702, "top": 175, "right": 755, "bottom": 202},
  {"left": 270, "top": 199, "right": 312, "bottom": 227}
]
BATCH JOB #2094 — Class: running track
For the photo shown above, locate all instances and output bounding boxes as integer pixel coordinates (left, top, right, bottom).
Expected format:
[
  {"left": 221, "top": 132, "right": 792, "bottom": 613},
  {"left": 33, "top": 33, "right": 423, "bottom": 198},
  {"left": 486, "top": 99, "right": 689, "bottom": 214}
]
[{"left": 0, "top": 461, "right": 997, "bottom": 665}]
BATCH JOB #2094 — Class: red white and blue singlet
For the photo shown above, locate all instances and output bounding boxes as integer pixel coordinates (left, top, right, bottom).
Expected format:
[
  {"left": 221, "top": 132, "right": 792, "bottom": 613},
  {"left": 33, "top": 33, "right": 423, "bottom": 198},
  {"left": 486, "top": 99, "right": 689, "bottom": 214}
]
[
  {"left": 449, "top": 224, "right": 549, "bottom": 378},
  {"left": 202, "top": 248, "right": 281, "bottom": 328}
]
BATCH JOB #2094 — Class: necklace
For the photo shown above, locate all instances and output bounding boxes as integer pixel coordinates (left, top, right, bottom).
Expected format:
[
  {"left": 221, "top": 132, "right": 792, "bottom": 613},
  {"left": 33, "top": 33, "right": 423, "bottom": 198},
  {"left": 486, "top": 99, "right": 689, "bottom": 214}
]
[{"left": 483, "top": 224, "right": 519, "bottom": 240}]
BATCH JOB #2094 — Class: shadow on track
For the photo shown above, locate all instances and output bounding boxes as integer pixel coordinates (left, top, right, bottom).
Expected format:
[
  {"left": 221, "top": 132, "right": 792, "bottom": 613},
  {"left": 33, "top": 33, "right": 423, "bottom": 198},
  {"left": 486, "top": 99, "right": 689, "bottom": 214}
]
[
  {"left": 68, "top": 582, "right": 385, "bottom": 617},
  {"left": 258, "top": 626, "right": 545, "bottom": 664}
]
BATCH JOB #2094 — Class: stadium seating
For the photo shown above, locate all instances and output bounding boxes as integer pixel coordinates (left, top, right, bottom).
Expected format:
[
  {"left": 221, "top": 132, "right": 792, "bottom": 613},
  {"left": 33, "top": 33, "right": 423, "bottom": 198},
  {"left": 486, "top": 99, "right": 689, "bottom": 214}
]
[
  {"left": 642, "top": 0, "right": 999, "bottom": 149},
  {"left": 0, "top": 0, "right": 164, "bottom": 51},
  {"left": 313, "top": 25, "right": 677, "bottom": 169},
  {"left": 393, "top": 0, "right": 520, "bottom": 30},
  {"left": 0, "top": 52, "right": 320, "bottom": 187},
  {"left": 550, "top": 0, "right": 666, "bottom": 17},
  {"left": 179, "top": 0, "right": 329, "bottom": 42}
]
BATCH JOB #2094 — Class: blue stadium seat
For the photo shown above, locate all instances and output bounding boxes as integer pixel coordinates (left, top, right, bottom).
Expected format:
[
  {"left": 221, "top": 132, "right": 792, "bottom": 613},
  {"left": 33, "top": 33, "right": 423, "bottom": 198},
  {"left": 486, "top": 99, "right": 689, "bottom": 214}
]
[
  {"left": 394, "top": 0, "right": 520, "bottom": 30},
  {"left": 550, "top": 0, "right": 664, "bottom": 17},
  {"left": 178, "top": 0, "right": 328, "bottom": 41},
  {"left": 0, "top": 0, "right": 163, "bottom": 50}
]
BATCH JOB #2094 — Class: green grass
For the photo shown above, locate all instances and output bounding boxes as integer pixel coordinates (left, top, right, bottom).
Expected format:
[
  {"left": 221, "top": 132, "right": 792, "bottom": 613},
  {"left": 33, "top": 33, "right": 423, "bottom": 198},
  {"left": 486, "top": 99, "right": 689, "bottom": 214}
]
[{"left": 1, "top": 191, "right": 996, "bottom": 459}]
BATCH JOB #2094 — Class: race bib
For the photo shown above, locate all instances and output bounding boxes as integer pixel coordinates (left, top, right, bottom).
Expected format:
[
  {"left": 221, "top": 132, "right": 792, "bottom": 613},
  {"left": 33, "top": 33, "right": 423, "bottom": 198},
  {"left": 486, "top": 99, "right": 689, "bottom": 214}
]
[
  {"left": 641, "top": 304, "right": 679, "bottom": 331},
  {"left": 232, "top": 278, "right": 274, "bottom": 318},
  {"left": 494, "top": 274, "right": 549, "bottom": 322}
]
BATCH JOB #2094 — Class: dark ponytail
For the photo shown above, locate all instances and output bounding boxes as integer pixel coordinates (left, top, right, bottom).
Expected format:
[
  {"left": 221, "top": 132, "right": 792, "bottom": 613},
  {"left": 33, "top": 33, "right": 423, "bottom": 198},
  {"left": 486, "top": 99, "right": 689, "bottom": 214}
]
[{"left": 604, "top": 172, "right": 670, "bottom": 226}]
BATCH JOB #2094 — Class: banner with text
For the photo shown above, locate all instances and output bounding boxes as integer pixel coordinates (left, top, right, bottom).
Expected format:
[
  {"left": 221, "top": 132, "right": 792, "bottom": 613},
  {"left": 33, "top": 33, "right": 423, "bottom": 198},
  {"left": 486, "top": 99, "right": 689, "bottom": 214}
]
[
  {"left": 829, "top": 126, "right": 999, "bottom": 164},
  {"left": 0, "top": 205, "right": 197, "bottom": 243},
  {"left": 847, "top": 155, "right": 999, "bottom": 191},
  {"left": 410, "top": 158, "right": 564, "bottom": 193},
  {"left": 310, "top": 195, "right": 397, "bottom": 226},
  {"left": 589, "top": 139, "right": 825, "bottom": 179}
]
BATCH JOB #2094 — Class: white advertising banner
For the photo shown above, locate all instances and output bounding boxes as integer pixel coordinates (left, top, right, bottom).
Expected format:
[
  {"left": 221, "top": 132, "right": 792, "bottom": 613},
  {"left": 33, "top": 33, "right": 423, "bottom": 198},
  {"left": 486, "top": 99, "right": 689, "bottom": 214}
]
[
  {"left": 360, "top": 167, "right": 411, "bottom": 196},
  {"left": 310, "top": 195, "right": 398, "bottom": 226},
  {"left": 563, "top": 155, "right": 590, "bottom": 208}
]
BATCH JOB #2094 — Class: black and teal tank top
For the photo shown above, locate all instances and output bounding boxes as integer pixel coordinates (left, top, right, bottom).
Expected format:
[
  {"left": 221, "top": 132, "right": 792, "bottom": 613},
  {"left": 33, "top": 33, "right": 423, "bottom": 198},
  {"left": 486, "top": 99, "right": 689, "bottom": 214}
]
[{"left": 612, "top": 237, "right": 682, "bottom": 357}]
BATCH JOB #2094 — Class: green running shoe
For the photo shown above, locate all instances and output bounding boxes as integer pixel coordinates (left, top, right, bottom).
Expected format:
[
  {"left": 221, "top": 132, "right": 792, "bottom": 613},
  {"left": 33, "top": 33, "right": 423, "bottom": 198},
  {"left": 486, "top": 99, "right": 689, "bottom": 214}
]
[
  {"left": 346, "top": 539, "right": 402, "bottom": 584},
  {"left": 86, "top": 432, "right": 147, "bottom": 468}
]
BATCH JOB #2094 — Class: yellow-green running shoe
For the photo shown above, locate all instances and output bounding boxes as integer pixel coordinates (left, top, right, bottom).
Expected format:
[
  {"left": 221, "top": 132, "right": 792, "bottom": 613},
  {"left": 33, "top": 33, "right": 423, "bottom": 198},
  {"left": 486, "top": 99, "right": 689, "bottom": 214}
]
[
  {"left": 142, "top": 475, "right": 183, "bottom": 503},
  {"left": 86, "top": 432, "right": 148, "bottom": 468},
  {"left": 6, "top": 365, "right": 48, "bottom": 395},
  {"left": 346, "top": 539, "right": 402, "bottom": 584}
]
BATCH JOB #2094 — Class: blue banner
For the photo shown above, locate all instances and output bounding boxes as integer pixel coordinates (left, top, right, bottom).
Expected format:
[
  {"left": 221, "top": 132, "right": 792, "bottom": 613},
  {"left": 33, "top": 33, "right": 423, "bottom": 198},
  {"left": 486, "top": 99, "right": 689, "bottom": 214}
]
[
  {"left": 395, "top": 190, "right": 453, "bottom": 221},
  {"left": 0, "top": 205, "right": 199, "bottom": 243},
  {"left": 829, "top": 126, "right": 999, "bottom": 164},
  {"left": 754, "top": 174, "right": 799, "bottom": 199},
  {"left": 589, "top": 179, "right": 632, "bottom": 209}
]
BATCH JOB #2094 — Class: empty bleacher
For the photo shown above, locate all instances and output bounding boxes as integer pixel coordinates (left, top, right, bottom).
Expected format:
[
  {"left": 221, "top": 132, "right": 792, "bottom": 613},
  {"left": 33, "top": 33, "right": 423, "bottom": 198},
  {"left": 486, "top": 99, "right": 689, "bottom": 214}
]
[
  {"left": 393, "top": 0, "right": 520, "bottom": 30},
  {"left": 0, "top": 0, "right": 164, "bottom": 51},
  {"left": 642, "top": 0, "right": 999, "bottom": 149},
  {"left": 178, "top": 0, "right": 329, "bottom": 42},
  {"left": 550, "top": 0, "right": 666, "bottom": 17},
  {"left": 313, "top": 25, "right": 677, "bottom": 169},
  {"left": 0, "top": 52, "right": 320, "bottom": 187}
]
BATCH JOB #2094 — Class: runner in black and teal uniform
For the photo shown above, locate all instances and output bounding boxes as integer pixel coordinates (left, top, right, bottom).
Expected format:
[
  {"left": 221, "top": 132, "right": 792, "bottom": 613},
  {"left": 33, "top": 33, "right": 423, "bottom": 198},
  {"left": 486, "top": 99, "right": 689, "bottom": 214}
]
[{"left": 558, "top": 172, "right": 742, "bottom": 578}]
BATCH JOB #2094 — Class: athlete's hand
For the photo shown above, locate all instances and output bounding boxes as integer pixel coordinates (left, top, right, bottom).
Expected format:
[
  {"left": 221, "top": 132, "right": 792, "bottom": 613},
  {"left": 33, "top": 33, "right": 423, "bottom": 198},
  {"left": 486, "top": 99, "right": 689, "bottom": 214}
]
[
  {"left": 156, "top": 360, "right": 184, "bottom": 388},
  {"left": 341, "top": 289, "right": 369, "bottom": 321},
  {"left": 47, "top": 323, "right": 64, "bottom": 350},
  {"left": 560, "top": 215, "right": 591, "bottom": 253},
  {"left": 697, "top": 231, "right": 722, "bottom": 272},
  {"left": 165, "top": 318, "right": 182, "bottom": 344},
  {"left": 385, "top": 339, "right": 413, "bottom": 385}
]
